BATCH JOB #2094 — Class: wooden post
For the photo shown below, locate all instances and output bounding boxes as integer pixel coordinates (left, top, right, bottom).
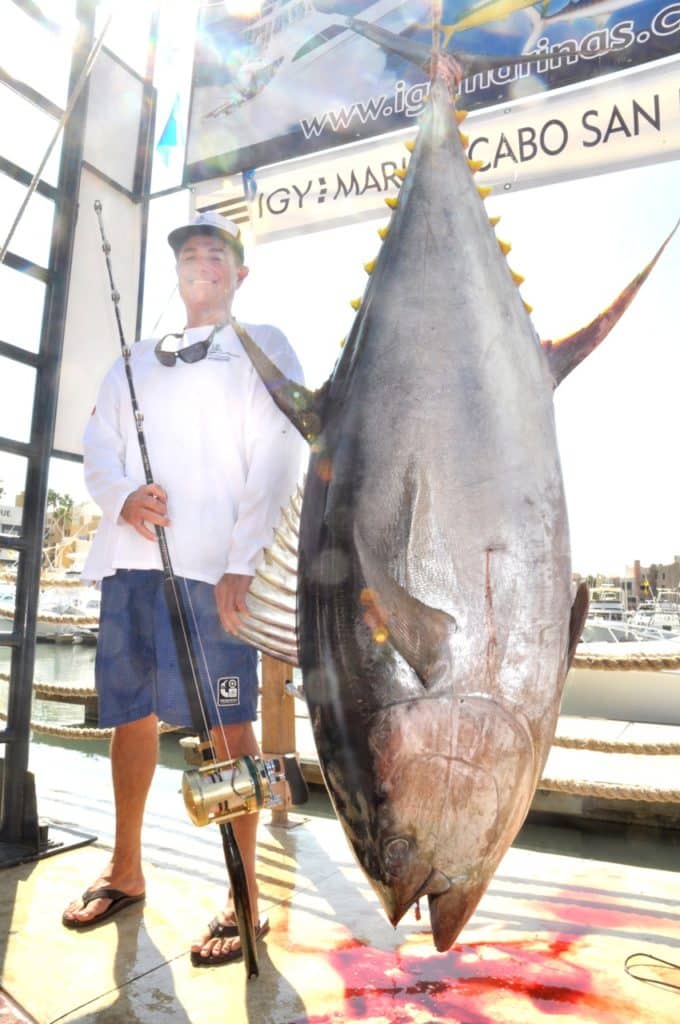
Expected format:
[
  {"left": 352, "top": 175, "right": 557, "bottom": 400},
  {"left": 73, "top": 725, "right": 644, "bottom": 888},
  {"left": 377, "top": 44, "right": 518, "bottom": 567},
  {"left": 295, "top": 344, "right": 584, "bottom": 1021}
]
[{"left": 260, "top": 654, "right": 296, "bottom": 826}]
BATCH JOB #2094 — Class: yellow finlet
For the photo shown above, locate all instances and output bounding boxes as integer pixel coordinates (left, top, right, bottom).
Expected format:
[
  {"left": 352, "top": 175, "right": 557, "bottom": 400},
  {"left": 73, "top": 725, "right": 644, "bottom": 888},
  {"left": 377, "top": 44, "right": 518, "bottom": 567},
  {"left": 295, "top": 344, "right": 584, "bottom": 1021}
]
[
  {"left": 385, "top": 197, "right": 399, "bottom": 209},
  {"left": 404, "top": 139, "right": 415, "bottom": 152},
  {"left": 339, "top": 337, "right": 346, "bottom": 348},
  {"left": 498, "top": 239, "right": 512, "bottom": 256},
  {"left": 523, "top": 301, "right": 533, "bottom": 314},
  {"left": 467, "top": 159, "right": 484, "bottom": 172},
  {"left": 510, "top": 270, "right": 525, "bottom": 286},
  {"left": 459, "top": 132, "right": 469, "bottom": 147},
  {"left": 363, "top": 260, "right": 376, "bottom": 275},
  {"left": 350, "top": 298, "right": 362, "bottom": 311},
  {"left": 394, "top": 167, "right": 407, "bottom": 180},
  {"left": 488, "top": 216, "right": 500, "bottom": 227},
  {"left": 455, "top": 109, "right": 468, "bottom": 124},
  {"left": 477, "top": 186, "right": 492, "bottom": 199},
  {"left": 377, "top": 226, "right": 389, "bottom": 240}
]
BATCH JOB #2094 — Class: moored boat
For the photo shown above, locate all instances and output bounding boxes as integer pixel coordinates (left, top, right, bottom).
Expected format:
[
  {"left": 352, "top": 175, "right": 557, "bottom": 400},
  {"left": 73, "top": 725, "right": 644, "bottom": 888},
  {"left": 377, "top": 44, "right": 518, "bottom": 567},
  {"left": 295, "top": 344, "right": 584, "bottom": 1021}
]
[
  {"left": 564, "top": 620, "right": 680, "bottom": 727},
  {"left": 0, "top": 581, "right": 99, "bottom": 642},
  {"left": 630, "top": 587, "right": 680, "bottom": 635}
]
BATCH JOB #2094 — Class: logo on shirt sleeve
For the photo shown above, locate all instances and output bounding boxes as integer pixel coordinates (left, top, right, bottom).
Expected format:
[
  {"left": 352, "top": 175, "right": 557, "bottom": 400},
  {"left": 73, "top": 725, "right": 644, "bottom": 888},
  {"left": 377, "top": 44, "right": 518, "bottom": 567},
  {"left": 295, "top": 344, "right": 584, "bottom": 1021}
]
[{"left": 217, "top": 676, "right": 240, "bottom": 707}]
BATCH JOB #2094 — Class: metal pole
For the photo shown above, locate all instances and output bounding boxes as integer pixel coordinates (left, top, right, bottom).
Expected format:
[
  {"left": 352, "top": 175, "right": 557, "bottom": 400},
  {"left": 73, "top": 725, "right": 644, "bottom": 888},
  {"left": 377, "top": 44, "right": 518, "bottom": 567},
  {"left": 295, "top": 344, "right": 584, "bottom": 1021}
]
[{"left": 0, "top": 0, "right": 96, "bottom": 856}]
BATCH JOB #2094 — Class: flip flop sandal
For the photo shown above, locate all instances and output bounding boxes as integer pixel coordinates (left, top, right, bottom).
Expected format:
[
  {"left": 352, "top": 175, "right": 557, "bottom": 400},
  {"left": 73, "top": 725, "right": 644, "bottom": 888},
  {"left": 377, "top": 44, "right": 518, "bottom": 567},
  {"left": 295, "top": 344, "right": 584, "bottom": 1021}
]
[
  {"left": 191, "top": 916, "right": 270, "bottom": 967},
  {"left": 62, "top": 886, "right": 146, "bottom": 931},
  {"left": 202, "top": 913, "right": 240, "bottom": 940}
]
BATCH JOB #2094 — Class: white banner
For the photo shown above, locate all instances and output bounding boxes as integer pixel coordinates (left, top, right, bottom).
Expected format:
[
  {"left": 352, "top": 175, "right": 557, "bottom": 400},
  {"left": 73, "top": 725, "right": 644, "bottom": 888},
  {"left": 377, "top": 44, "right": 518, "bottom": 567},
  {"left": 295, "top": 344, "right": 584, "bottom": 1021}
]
[
  {"left": 194, "top": 57, "right": 680, "bottom": 244},
  {"left": 186, "top": 0, "right": 680, "bottom": 181}
]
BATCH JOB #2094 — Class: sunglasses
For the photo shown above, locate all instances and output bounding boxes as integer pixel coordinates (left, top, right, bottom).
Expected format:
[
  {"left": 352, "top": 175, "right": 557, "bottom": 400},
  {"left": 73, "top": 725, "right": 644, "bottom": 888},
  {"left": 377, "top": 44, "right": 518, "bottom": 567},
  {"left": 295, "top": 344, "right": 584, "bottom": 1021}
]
[{"left": 154, "top": 322, "right": 224, "bottom": 367}]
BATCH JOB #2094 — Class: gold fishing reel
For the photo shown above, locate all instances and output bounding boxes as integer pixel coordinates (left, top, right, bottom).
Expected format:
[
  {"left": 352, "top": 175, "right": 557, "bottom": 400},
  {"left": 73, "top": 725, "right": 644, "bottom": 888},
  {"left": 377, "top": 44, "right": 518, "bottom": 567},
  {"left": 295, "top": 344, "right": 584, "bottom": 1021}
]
[{"left": 180, "top": 737, "right": 308, "bottom": 827}]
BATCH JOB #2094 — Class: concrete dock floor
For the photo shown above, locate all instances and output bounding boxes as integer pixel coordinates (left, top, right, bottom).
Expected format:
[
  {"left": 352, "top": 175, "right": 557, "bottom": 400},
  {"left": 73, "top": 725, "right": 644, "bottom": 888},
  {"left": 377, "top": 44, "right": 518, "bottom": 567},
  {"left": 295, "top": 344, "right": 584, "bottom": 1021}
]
[{"left": 1, "top": 733, "right": 679, "bottom": 1023}]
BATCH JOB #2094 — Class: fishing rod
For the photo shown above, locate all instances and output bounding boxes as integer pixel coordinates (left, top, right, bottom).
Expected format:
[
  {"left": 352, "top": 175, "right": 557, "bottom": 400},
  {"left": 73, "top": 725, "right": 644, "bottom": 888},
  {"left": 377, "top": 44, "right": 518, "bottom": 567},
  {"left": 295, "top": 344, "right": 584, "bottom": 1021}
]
[{"left": 92, "top": 199, "right": 260, "bottom": 977}]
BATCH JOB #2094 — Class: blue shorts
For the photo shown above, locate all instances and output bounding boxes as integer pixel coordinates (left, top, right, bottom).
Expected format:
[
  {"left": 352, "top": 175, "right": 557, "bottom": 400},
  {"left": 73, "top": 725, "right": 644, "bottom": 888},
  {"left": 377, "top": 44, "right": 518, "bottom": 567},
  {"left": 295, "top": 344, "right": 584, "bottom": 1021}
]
[{"left": 95, "top": 569, "right": 258, "bottom": 729}]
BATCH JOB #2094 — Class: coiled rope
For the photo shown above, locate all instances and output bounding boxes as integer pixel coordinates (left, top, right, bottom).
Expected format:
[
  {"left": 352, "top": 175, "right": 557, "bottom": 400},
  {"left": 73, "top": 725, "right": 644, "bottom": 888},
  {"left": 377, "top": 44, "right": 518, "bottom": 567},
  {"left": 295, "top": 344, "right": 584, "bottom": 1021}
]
[
  {"left": 0, "top": 571, "right": 95, "bottom": 588},
  {"left": 552, "top": 733, "right": 680, "bottom": 755},
  {"left": 0, "top": 607, "right": 98, "bottom": 628},
  {"left": 3, "top": 644, "right": 680, "bottom": 802},
  {"left": 6, "top": 670, "right": 680, "bottom": 753},
  {"left": 572, "top": 650, "right": 680, "bottom": 670},
  {"left": 0, "top": 704, "right": 177, "bottom": 739},
  {"left": 0, "top": 672, "right": 96, "bottom": 697},
  {"left": 538, "top": 775, "right": 680, "bottom": 803}
]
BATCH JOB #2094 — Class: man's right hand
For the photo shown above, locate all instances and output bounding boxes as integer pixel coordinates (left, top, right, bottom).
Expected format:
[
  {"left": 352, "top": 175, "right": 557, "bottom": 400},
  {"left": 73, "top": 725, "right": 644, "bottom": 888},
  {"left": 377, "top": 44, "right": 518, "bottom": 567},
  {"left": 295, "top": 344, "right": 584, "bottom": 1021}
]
[{"left": 120, "top": 484, "right": 169, "bottom": 541}]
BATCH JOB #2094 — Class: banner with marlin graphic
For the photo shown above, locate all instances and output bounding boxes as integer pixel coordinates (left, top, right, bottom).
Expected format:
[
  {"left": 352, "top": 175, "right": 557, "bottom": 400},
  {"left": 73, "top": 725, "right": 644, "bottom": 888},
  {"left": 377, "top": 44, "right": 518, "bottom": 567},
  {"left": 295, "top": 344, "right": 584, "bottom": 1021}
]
[
  {"left": 185, "top": 1, "right": 680, "bottom": 182},
  {"left": 192, "top": 55, "right": 679, "bottom": 242}
]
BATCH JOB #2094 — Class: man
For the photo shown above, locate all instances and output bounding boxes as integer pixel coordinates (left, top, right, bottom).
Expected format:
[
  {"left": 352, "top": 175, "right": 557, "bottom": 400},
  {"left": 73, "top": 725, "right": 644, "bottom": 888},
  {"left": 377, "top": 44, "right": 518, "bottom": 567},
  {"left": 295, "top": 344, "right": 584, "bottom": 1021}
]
[{"left": 62, "top": 212, "right": 305, "bottom": 967}]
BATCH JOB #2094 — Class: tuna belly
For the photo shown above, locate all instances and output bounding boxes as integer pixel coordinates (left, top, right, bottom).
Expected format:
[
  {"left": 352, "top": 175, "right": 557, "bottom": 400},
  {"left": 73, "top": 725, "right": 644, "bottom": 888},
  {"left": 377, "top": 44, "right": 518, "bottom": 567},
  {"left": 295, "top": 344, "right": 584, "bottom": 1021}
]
[{"left": 364, "top": 693, "right": 536, "bottom": 946}]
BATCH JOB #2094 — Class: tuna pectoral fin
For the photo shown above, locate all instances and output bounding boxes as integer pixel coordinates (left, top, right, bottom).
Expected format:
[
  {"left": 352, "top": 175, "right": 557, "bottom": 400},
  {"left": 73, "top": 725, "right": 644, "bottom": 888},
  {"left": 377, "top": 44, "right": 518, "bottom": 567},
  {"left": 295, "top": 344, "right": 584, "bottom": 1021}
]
[
  {"left": 568, "top": 581, "right": 589, "bottom": 668},
  {"left": 231, "top": 318, "right": 326, "bottom": 442},
  {"left": 354, "top": 526, "right": 456, "bottom": 689},
  {"left": 542, "top": 219, "right": 679, "bottom": 387}
]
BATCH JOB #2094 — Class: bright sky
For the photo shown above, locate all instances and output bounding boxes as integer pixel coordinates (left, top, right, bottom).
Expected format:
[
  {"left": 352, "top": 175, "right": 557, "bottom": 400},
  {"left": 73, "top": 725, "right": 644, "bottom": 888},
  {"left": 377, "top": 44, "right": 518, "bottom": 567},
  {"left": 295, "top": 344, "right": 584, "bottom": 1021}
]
[{"left": 1, "top": 2, "right": 679, "bottom": 581}]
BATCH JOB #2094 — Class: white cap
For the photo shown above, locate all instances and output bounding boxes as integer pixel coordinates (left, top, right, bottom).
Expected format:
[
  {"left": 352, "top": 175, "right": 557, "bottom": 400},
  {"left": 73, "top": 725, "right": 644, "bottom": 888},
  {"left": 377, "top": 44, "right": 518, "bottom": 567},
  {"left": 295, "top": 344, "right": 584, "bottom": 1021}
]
[{"left": 168, "top": 211, "right": 244, "bottom": 262}]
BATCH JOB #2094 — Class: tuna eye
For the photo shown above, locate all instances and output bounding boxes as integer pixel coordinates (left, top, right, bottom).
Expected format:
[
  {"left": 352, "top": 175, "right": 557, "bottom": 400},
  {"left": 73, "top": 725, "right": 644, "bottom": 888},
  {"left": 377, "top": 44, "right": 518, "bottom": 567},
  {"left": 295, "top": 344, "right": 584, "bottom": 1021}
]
[{"left": 383, "top": 836, "right": 412, "bottom": 877}]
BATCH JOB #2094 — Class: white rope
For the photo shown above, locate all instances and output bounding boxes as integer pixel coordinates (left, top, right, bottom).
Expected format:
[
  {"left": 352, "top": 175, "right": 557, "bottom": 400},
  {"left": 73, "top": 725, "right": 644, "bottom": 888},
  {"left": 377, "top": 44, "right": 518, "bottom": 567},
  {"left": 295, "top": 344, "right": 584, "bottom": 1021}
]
[
  {"left": 572, "top": 649, "right": 680, "bottom": 670},
  {"left": 0, "top": 606, "right": 97, "bottom": 627}
]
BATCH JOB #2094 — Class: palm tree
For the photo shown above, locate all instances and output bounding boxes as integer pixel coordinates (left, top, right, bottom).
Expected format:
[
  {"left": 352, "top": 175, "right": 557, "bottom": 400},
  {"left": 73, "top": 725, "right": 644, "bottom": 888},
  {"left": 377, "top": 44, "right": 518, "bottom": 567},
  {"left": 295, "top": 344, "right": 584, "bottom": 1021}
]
[
  {"left": 43, "top": 491, "right": 75, "bottom": 570},
  {"left": 47, "top": 490, "right": 74, "bottom": 528}
]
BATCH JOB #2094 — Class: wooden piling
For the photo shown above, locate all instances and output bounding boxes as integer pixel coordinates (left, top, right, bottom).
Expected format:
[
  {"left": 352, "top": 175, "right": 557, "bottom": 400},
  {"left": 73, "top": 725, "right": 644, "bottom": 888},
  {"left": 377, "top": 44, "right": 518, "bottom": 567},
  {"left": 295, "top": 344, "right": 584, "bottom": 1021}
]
[{"left": 260, "top": 654, "right": 296, "bottom": 826}]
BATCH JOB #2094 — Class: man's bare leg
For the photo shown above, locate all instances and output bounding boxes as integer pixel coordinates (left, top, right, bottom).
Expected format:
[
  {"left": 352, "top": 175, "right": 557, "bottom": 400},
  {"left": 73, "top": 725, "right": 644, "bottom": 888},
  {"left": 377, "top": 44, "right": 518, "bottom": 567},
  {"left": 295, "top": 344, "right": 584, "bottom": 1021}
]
[
  {"left": 62, "top": 713, "right": 158, "bottom": 925},
  {"left": 191, "top": 720, "right": 262, "bottom": 962}
]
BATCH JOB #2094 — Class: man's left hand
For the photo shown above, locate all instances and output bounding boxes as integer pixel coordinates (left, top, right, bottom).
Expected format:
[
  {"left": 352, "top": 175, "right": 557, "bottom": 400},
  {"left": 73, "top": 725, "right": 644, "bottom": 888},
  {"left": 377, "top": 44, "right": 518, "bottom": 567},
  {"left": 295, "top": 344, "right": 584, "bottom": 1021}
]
[{"left": 215, "top": 573, "right": 254, "bottom": 635}]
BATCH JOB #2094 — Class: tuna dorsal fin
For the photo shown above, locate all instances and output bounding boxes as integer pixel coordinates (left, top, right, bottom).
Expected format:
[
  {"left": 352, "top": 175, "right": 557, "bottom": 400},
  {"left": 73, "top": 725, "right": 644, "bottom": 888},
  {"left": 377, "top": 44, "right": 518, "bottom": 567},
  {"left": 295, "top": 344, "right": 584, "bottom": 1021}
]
[
  {"left": 567, "top": 581, "right": 589, "bottom": 668},
  {"left": 231, "top": 318, "right": 327, "bottom": 443},
  {"left": 542, "top": 219, "right": 679, "bottom": 388},
  {"left": 354, "top": 525, "right": 457, "bottom": 689}
]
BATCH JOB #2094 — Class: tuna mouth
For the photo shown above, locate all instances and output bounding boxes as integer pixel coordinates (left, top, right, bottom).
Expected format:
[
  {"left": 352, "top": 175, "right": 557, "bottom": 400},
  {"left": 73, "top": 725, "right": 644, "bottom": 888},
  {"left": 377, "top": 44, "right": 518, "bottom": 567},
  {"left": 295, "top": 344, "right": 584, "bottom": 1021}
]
[
  {"left": 384, "top": 855, "right": 480, "bottom": 950},
  {"left": 417, "top": 867, "right": 455, "bottom": 900},
  {"left": 382, "top": 848, "right": 456, "bottom": 927},
  {"left": 386, "top": 863, "right": 481, "bottom": 949},
  {"left": 380, "top": 837, "right": 447, "bottom": 926},
  {"left": 427, "top": 878, "right": 487, "bottom": 952}
]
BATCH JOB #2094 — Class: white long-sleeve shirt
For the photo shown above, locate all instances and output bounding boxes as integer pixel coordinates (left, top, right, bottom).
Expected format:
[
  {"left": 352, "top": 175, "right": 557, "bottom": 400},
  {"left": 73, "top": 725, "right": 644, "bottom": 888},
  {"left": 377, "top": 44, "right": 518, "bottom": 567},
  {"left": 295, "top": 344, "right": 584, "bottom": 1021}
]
[{"left": 82, "top": 322, "right": 306, "bottom": 584}]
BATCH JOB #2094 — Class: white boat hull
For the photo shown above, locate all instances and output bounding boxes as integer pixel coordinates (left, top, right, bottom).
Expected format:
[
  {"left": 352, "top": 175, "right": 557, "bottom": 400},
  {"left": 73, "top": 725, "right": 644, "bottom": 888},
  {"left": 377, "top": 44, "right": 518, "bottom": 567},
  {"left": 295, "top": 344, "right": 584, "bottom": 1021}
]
[{"left": 564, "top": 637, "right": 680, "bottom": 726}]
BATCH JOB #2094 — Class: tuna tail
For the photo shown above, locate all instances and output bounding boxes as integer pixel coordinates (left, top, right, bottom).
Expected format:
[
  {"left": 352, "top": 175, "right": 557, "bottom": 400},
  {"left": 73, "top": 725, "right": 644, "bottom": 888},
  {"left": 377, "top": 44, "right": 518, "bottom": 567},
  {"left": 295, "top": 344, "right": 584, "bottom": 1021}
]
[
  {"left": 342, "top": 17, "right": 585, "bottom": 85},
  {"left": 344, "top": 18, "right": 433, "bottom": 73},
  {"left": 230, "top": 318, "right": 326, "bottom": 441},
  {"left": 541, "top": 218, "right": 679, "bottom": 388}
]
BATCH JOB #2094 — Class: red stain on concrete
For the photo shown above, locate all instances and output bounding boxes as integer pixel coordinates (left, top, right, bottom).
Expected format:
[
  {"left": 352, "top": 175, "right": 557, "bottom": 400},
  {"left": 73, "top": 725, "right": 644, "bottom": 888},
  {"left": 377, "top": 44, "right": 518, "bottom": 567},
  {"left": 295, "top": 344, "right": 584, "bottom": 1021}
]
[
  {"left": 285, "top": 934, "right": 642, "bottom": 1024},
  {"left": 523, "top": 886, "right": 680, "bottom": 934}
]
